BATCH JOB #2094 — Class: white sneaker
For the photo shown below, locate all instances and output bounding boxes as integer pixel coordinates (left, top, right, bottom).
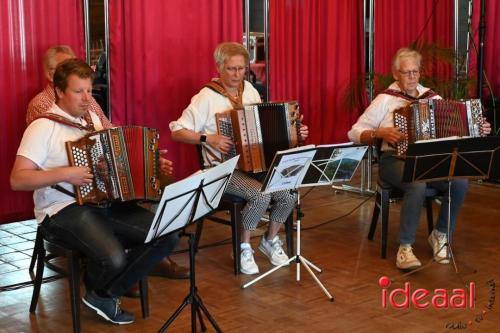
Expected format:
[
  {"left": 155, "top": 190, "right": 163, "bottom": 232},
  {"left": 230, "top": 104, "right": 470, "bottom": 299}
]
[
  {"left": 240, "top": 246, "right": 259, "bottom": 275},
  {"left": 396, "top": 245, "right": 422, "bottom": 270},
  {"left": 428, "top": 230, "right": 449, "bottom": 264},
  {"left": 258, "top": 235, "right": 289, "bottom": 266}
]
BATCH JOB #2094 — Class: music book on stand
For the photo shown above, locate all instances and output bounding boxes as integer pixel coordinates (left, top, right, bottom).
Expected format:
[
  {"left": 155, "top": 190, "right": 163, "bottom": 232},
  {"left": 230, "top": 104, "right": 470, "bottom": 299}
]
[{"left": 261, "top": 143, "right": 369, "bottom": 193}]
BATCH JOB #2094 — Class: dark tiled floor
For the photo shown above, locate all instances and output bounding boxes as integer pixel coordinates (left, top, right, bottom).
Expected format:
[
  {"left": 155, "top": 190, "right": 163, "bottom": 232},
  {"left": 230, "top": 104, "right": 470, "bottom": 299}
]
[{"left": 0, "top": 220, "right": 40, "bottom": 288}]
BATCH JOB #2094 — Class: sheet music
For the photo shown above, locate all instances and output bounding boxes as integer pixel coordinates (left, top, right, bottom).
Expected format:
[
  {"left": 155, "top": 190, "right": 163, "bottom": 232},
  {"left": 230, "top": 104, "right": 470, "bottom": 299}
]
[
  {"left": 300, "top": 144, "right": 368, "bottom": 187},
  {"left": 261, "top": 145, "right": 316, "bottom": 193},
  {"left": 145, "top": 156, "right": 238, "bottom": 243}
]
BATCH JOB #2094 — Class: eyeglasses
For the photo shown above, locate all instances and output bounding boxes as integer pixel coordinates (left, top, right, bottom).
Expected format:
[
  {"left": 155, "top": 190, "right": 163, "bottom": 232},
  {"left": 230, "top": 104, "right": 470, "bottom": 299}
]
[
  {"left": 224, "top": 66, "right": 247, "bottom": 74},
  {"left": 398, "top": 70, "right": 420, "bottom": 77}
]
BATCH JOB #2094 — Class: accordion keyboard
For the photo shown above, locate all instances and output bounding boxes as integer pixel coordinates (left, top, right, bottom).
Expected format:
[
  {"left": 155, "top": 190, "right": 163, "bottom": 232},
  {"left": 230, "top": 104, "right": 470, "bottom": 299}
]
[
  {"left": 70, "top": 146, "right": 93, "bottom": 199},
  {"left": 218, "top": 119, "right": 238, "bottom": 158}
]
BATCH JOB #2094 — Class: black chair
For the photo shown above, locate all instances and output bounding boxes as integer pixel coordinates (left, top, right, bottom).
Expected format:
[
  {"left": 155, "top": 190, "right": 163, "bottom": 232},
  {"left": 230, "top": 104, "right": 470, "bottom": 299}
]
[
  {"left": 193, "top": 145, "right": 294, "bottom": 275},
  {"left": 30, "top": 225, "right": 149, "bottom": 333},
  {"left": 368, "top": 179, "right": 439, "bottom": 258}
]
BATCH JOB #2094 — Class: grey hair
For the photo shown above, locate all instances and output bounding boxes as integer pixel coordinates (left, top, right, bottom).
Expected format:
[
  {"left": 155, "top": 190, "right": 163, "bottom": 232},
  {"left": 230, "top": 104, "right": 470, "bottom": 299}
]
[
  {"left": 213, "top": 42, "right": 249, "bottom": 70},
  {"left": 43, "top": 45, "right": 75, "bottom": 70},
  {"left": 392, "top": 48, "right": 422, "bottom": 71}
]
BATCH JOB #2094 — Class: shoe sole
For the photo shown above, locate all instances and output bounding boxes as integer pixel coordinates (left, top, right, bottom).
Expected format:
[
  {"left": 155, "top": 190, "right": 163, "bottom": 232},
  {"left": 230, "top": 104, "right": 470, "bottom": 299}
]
[
  {"left": 82, "top": 297, "right": 134, "bottom": 325},
  {"left": 396, "top": 263, "right": 422, "bottom": 270},
  {"left": 428, "top": 236, "right": 450, "bottom": 264},
  {"left": 258, "top": 244, "right": 290, "bottom": 267},
  {"left": 240, "top": 267, "right": 259, "bottom": 275}
]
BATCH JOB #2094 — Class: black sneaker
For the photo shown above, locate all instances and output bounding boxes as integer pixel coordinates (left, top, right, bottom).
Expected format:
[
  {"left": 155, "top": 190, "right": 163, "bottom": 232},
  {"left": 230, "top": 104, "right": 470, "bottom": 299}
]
[{"left": 82, "top": 291, "right": 135, "bottom": 325}]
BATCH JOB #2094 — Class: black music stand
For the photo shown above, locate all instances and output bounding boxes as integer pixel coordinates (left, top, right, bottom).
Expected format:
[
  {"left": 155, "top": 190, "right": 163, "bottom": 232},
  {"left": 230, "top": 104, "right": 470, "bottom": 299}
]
[
  {"left": 146, "top": 157, "right": 238, "bottom": 333},
  {"left": 241, "top": 144, "right": 368, "bottom": 301},
  {"left": 401, "top": 136, "right": 500, "bottom": 274}
]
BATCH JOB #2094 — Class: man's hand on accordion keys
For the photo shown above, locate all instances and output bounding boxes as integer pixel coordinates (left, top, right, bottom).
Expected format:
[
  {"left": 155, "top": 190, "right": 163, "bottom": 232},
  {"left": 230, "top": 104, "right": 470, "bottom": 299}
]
[
  {"left": 299, "top": 115, "right": 309, "bottom": 141},
  {"left": 207, "top": 134, "right": 234, "bottom": 154},
  {"left": 376, "top": 127, "right": 406, "bottom": 145},
  {"left": 64, "top": 166, "right": 93, "bottom": 186},
  {"left": 481, "top": 118, "right": 492, "bottom": 136},
  {"left": 159, "top": 150, "right": 174, "bottom": 176}
]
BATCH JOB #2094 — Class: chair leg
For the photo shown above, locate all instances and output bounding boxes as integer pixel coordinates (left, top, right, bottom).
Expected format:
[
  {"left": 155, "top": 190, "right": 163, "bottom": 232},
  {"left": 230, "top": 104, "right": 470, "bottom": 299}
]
[
  {"left": 29, "top": 227, "right": 43, "bottom": 273},
  {"left": 139, "top": 277, "right": 149, "bottom": 318},
  {"left": 230, "top": 203, "right": 243, "bottom": 275},
  {"left": 285, "top": 213, "right": 294, "bottom": 256},
  {"left": 425, "top": 197, "right": 434, "bottom": 235},
  {"left": 29, "top": 246, "right": 46, "bottom": 312},
  {"left": 67, "top": 249, "right": 81, "bottom": 333},
  {"left": 380, "top": 189, "right": 391, "bottom": 259},
  {"left": 368, "top": 191, "right": 382, "bottom": 240}
]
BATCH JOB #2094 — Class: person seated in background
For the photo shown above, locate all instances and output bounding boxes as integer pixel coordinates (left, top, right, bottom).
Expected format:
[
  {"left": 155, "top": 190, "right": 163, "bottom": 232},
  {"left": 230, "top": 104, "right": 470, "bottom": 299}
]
[
  {"left": 170, "top": 42, "right": 309, "bottom": 275},
  {"left": 347, "top": 48, "right": 491, "bottom": 270},
  {"left": 11, "top": 59, "right": 181, "bottom": 325},
  {"left": 26, "top": 45, "right": 112, "bottom": 128},
  {"left": 25, "top": 45, "right": 189, "bottom": 283}
]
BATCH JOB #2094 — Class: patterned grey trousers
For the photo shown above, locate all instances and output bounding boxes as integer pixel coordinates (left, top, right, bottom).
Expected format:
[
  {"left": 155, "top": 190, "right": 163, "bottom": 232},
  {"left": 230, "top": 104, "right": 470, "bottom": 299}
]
[{"left": 225, "top": 170, "right": 297, "bottom": 231}]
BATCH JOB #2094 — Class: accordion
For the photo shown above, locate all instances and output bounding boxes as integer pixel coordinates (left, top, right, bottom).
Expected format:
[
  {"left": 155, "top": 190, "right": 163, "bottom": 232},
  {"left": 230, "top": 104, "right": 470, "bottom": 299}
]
[
  {"left": 66, "top": 126, "right": 161, "bottom": 205},
  {"left": 394, "top": 99, "right": 484, "bottom": 156},
  {"left": 215, "top": 101, "right": 301, "bottom": 172}
]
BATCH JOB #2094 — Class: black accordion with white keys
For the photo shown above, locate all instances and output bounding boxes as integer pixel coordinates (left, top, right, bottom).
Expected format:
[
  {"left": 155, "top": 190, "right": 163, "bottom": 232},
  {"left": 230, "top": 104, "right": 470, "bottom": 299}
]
[{"left": 393, "top": 99, "right": 484, "bottom": 156}]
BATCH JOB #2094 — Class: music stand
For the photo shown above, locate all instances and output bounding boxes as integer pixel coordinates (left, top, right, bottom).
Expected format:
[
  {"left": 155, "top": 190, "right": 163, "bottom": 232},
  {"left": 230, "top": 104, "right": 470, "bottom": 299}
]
[
  {"left": 241, "top": 144, "right": 368, "bottom": 301},
  {"left": 400, "top": 136, "right": 500, "bottom": 274},
  {"left": 146, "top": 157, "right": 238, "bottom": 333}
]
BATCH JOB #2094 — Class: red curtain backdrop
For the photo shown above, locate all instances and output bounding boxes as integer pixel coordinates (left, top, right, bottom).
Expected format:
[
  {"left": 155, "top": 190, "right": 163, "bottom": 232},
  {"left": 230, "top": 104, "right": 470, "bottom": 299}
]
[
  {"left": 269, "top": 0, "right": 365, "bottom": 144},
  {"left": 109, "top": 0, "right": 242, "bottom": 180},
  {"left": 374, "top": 0, "right": 454, "bottom": 81},
  {"left": 0, "top": 0, "right": 84, "bottom": 223},
  {"left": 471, "top": 0, "right": 500, "bottom": 98}
]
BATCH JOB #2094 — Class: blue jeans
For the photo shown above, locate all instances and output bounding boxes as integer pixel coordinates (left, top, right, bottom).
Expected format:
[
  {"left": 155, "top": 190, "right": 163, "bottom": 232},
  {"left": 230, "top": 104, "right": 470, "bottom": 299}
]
[
  {"left": 42, "top": 202, "right": 179, "bottom": 297},
  {"left": 379, "top": 153, "right": 469, "bottom": 245}
]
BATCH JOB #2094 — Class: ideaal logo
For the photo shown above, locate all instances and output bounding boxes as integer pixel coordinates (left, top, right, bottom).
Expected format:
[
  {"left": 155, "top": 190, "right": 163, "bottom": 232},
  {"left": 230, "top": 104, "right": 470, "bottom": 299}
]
[
  {"left": 378, "top": 276, "right": 475, "bottom": 309},
  {"left": 378, "top": 276, "right": 496, "bottom": 329}
]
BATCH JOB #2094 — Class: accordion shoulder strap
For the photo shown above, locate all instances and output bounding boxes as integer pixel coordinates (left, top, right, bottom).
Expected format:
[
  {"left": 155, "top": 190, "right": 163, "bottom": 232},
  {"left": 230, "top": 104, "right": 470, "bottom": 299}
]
[
  {"left": 204, "top": 79, "right": 244, "bottom": 109},
  {"left": 32, "top": 112, "right": 96, "bottom": 132},
  {"left": 381, "top": 88, "right": 438, "bottom": 102}
]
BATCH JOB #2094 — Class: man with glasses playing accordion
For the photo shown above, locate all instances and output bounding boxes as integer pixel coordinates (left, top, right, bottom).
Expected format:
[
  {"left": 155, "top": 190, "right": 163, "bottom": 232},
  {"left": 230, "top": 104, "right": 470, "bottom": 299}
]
[
  {"left": 348, "top": 48, "right": 491, "bottom": 270},
  {"left": 170, "top": 42, "right": 309, "bottom": 275}
]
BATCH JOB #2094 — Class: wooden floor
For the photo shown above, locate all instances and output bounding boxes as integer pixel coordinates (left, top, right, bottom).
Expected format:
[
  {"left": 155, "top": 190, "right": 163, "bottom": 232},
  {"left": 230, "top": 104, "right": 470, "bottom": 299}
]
[{"left": 0, "top": 178, "right": 499, "bottom": 333}]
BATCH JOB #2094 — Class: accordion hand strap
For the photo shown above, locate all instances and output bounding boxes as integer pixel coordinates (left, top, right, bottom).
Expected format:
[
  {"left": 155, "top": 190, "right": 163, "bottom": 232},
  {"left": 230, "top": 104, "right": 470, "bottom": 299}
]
[
  {"left": 204, "top": 79, "right": 244, "bottom": 109},
  {"left": 31, "top": 112, "right": 96, "bottom": 132},
  {"left": 381, "top": 88, "right": 438, "bottom": 102},
  {"left": 51, "top": 184, "right": 76, "bottom": 198}
]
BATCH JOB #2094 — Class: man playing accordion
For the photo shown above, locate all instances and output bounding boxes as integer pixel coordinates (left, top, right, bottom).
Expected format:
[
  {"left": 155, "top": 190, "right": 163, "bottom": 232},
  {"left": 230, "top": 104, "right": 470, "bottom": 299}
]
[{"left": 348, "top": 48, "right": 491, "bottom": 270}]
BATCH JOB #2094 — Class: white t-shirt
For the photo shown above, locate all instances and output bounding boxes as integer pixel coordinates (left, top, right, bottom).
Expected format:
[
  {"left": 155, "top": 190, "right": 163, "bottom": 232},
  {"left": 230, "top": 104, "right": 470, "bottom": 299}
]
[
  {"left": 16, "top": 104, "right": 103, "bottom": 222},
  {"left": 347, "top": 82, "right": 441, "bottom": 151},
  {"left": 169, "top": 80, "right": 261, "bottom": 166}
]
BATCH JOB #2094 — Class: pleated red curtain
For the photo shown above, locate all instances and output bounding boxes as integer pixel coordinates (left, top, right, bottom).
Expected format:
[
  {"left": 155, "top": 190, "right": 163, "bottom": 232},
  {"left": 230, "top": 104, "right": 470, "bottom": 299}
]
[
  {"left": 108, "top": 0, "right": 242, "bottom": 179},
  {"left": 269, "top": 0, "right": 365, "bottom": 144},
  {"left": 374, "top": 0, "right": 454, "bottom": 85},
  {"left": 471, "top": 0, "right": 500, "bottom": 98},
  {"left": 0, "top": 0, "right": 84, "bottom": 223}
]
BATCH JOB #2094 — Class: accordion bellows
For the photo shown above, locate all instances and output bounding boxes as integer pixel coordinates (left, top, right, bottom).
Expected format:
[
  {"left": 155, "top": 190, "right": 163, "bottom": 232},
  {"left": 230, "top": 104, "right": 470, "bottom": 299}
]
[
  {"left": 394, "top": 99, "right": 484, "bottom": 156},
  {"left": 216, "top": 101, "right": 301, "bottom": 172},
  {"left": 66, "top": 126, "right": 161, "bottom": 204}
]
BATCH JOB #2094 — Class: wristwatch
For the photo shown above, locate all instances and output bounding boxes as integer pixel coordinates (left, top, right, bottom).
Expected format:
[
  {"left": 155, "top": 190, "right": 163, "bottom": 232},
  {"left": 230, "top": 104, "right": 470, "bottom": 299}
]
[{"left": 200, "top": 134, "right": 207, "bottom": 143}]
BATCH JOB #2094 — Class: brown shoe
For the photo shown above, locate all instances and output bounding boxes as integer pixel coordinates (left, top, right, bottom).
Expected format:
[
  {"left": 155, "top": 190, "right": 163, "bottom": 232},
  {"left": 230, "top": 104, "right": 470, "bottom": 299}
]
[
  {"left": 123, "top": 284, "right": 140, "bottom": 298},
  {"left": 149, "top": 256, "right": 190, "bottom": 279}
]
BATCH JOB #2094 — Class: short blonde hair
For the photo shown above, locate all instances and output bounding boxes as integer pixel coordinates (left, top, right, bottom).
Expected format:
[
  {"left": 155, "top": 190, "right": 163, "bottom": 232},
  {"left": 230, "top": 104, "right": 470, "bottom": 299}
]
[
  {"left": 392, "top": 48, "right": 422, "bottom": 71},
  {"left": 43, "top": 45, "right": 75, "bottom": 70},
  {"left": 213, "top": 42, "right": 249, "bottom": 70}
]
